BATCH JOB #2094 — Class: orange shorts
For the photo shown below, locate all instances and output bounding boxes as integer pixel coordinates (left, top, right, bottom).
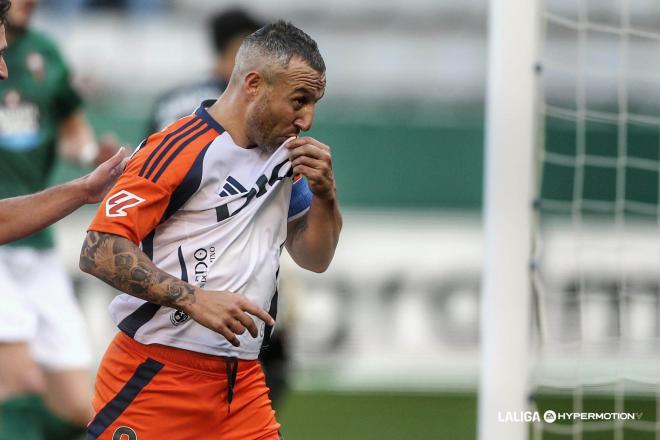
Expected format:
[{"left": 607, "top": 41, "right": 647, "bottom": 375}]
[{"left": 87, "top": 332, "right": 281, "bottom": 440}]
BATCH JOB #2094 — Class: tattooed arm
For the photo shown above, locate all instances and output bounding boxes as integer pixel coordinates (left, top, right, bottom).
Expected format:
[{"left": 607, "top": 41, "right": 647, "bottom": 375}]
[
  {"left": 80, "top": 231, "right": 274, "bottom": 346},
  {"left": 79, "top": 231, "right": 197, "bottom": 309}
]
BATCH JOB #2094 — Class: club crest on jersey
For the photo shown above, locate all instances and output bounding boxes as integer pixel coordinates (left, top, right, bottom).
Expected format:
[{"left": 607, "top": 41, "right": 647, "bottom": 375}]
[
  {"left": 170, "top": 310, "right": 190, "bottom": 326},
  {"left": 105, "top": 190, "right": 145, "bottom": 217},
  {"left": 216, "top": 158, "right": 293, "bottom": 222}
]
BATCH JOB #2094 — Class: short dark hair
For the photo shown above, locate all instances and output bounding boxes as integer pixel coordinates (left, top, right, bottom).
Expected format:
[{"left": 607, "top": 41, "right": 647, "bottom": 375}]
[
  {"left": 210, "top": 8, "right": 262, "bottom": 54},
  {"left": 241, "top": 20, "right": 325, "bottom": 74},
  {"left": 0, "top": 0, "right": 10, "bottom": 26}
]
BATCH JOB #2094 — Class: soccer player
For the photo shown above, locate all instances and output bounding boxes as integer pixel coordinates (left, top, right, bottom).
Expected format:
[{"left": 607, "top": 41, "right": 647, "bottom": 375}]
[
  {"left": 80, "top": 21, "right": 341, "bottom": 439},
  {"left": 0, "top": 0, "right": 120, "bottom": 439},
  {"left": 148, "top": 7, "right": 291, "bottom": 408}
]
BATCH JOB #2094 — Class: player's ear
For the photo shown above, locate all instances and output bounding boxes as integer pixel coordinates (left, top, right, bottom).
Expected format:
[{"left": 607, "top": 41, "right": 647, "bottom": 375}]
[{"left": 243, "top": 71, "right": 263, "bottom": 100}]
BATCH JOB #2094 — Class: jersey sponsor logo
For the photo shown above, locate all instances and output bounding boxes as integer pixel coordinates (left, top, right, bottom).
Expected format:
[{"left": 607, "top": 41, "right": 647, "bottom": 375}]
[
  {"left": 219, "top": 175, "right": 247, "bottom": 197},
  {"left": 216, "top": 158, "right": 293, "bottom": 222},
  {"left": 0, "top": 90, "right": 41, "bottom": 151},
  {"left": 193, "top": 246, "right": 215, "bottom": 287},
  {"left": 105, "top": 190, "right": 145, "bottom": 217}
]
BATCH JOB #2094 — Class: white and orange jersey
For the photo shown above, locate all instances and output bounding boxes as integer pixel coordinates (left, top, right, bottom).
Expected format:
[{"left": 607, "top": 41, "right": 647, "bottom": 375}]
[{"left": 88, "top": 100, "right": 312, "bottom": 359}]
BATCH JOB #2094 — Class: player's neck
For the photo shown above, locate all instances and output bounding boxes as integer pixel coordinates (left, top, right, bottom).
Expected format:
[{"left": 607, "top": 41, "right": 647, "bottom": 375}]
[{"left": 208, "top": 91, "right": 251, "bottom": 149}]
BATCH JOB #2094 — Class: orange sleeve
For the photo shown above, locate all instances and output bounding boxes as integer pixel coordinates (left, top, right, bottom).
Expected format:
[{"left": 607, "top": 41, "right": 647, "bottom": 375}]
[{"left": 88, "top": 116, "right": 219, "bottom": 244}]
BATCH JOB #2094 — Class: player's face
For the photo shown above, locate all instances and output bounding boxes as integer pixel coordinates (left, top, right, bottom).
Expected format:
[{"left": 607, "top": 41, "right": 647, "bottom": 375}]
[
  {"left": 7, "top": 0, "right": 38, "bottom": 30},
  {"left": 245, "top": 57, "right": 325, "bottom": 152},
  {"left": 0, "top": 25, "right": 7, "bottom": 80}
]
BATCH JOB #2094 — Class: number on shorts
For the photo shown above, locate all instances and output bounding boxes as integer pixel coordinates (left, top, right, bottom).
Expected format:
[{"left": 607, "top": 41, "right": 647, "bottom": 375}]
[{"left": 113, "top": 426, "right": 137, "bottom": 440}]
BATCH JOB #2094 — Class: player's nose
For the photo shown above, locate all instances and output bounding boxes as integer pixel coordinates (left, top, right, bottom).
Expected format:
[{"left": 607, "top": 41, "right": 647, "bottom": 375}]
[{"left": 294, "top": 107, "right": 315, "bottom": 132}]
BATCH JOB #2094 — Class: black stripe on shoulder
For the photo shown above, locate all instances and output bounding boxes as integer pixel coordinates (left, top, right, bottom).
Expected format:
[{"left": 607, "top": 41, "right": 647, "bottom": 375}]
[
  {"left": 86, "top": 358, "right": 164, "bottom": 439},
  {"left": 151, "top": 127, "right": 212, "bottom": 184},
  {"left": 144, "top": 119, "right": 206, "bottom": 181},
  {"left": 162, "top": 141, "right": 211, "bottom": 221},
  {"left": 117, "top": 303, "right": 161, "bottom": 338},
  {"left": 139, "top": 117, "right": 199, "bottom": 178}
]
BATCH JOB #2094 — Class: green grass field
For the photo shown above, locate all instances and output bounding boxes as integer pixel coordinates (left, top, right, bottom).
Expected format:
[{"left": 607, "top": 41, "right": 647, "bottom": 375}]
[
  {"left": 276, "top": 391, "right": 659, "bottom": 440},
  {"left": 277, "top": 391, "right": 477, "bottom": 440}
]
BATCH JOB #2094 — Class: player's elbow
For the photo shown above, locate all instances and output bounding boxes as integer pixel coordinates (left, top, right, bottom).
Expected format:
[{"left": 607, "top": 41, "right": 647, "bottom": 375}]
[
  {"left": 79, "top": 233, "right": 100, "bottom": 276},
  {"left": 291, "top": 254, "right": 328, "bottom": 273},
  {"left": 79, "top": 249, "right": 94, "bottom": 275},
  {"left": 301, "top": 254, "right": 334, "bottom": 273},
  {"left": 306, "top": 262, "right": 329, "bottom": 273}
]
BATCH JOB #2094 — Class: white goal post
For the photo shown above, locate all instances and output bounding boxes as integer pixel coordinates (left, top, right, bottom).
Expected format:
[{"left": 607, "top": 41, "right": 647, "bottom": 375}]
[{"left": 478, "top": 1, "right": 541, "bottom": 440}]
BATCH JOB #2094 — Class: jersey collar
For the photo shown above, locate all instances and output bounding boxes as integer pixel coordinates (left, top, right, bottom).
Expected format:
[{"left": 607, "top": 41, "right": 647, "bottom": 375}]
[{"left": 194, "top": 99, "right": 225, "bottom": 133}]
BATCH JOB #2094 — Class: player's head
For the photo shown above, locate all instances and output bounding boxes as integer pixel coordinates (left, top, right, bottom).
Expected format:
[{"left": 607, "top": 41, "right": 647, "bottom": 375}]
[
  {"left": 6, "top": 0, "right": 36, "bottom": 32},
  {"left": 232, "top": 20, "right": 326, "bottom": 152},
  {"left": 0, "top": 0, "right": 10, "bottom": 80},
  {"left": 210, "top": 8, "right": 262, "bottom": 83}
]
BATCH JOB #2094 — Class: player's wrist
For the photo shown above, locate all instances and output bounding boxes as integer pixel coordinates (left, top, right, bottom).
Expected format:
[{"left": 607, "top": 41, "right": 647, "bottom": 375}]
[
  {"left": 177, "top": 287, "right": 202, "bottom": 315},
  {"left": 71, "top": 175, "right": 93, "bottom": 205},
  {"left": 314, "top": 186, "right": 337, "bottom": 202}
]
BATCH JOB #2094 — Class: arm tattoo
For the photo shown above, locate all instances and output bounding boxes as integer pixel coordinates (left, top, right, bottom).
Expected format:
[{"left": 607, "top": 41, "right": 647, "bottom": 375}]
[{"left": 80, "top": 231, "right": 196, "bottom": 308}]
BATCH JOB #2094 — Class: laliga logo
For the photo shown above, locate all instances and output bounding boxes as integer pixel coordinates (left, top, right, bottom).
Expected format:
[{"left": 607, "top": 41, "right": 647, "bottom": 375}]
[{"left": 106, "top": 190, "right": 145, "bottom": 217}]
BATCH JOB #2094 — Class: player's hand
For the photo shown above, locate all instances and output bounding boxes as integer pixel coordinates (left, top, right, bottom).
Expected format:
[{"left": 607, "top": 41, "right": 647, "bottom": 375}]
[
  {"left": 286, "top": 137, "right": 336, "bottom": 201},
  {"left": 83, "top": 147, "right": 129, "bottom": 203},
  {"left": 182, "top": 289, "right": 275, "bottom": 347}
]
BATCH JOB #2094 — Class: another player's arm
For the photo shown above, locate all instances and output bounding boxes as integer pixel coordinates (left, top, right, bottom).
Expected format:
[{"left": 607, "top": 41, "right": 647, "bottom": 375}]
[
  {"left": 285, "top": 137, "right": 342, "bottom": 273},
  {"left": 0, "top": 148, "right": 127, "bottom": 245},
  {"left": 79, "top": 231, "right": 274, "bottom": 346}
]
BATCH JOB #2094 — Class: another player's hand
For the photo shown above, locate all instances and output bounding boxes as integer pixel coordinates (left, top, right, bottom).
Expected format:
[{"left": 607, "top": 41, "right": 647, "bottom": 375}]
[
  {"left": 182, "top": 289, "right": 275, "bottom": 347},
  {"left": 83, "top": 147, "right": 129, "bottom": 203},
  {"left": 286, "top": 137, "right": 336, "bottom": 201}
]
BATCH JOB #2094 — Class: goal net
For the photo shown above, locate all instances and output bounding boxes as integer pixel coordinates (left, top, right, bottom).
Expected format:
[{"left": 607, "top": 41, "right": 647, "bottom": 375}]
[{"left": 532, "top": 0, "right": 660, "bottom": 438}]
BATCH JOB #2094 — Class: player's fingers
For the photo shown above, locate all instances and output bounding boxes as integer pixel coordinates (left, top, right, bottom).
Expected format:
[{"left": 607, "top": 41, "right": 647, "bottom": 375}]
[
  {"left": 117, "top": 157, "right": 130, "bottom": 174},
  {"left": 287, "top": 144, "right": 327, "bottom": 161},
  {"left": 235, "top": 312, "right": 259, "bottom": 338},
  {"left": 227, "top": 319, "right": 247, "bottom": 336},
  {"left": 219, "top": 325, "right": 241, "bottom": 347},
  {"left": 291, "top": 155, "right": 323, "bottom": 170},
  {"left": 286, "top": 136, "right": 328, "bottom": 151},
  {"left": 292, "top": 164, "right": 319, "bottom": 179},
  {"left": 241, "top": 300, "right": 275, "bottom": 326},
  {"left": 103, "top": 147, "right": 126, "bottom": 169},
  {"left": 285, "top": 137, "right": 309, "bottom": 149}
]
